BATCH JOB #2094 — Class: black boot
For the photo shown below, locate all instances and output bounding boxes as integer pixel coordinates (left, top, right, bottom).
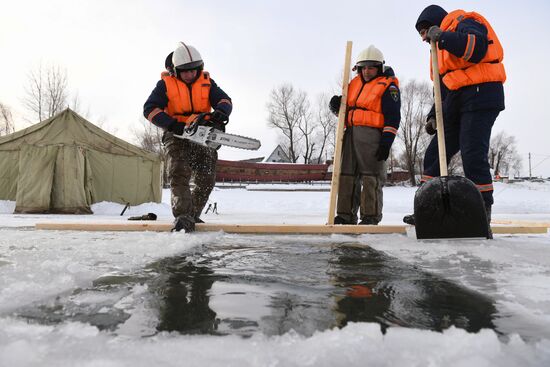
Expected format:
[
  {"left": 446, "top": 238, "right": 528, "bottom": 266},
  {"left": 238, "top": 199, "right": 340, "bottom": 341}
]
[
  {"left": 403, "top": 214, "right": 415, "bottom": 225},
  {"left": 334, "top": 215, "right": 357, "bottom": 225},
  {"left": 172, "top": 215, "right": 195, "bottom": 233},
  {"left": 359, "top": 217, "right": 379, "bottom": 225}
]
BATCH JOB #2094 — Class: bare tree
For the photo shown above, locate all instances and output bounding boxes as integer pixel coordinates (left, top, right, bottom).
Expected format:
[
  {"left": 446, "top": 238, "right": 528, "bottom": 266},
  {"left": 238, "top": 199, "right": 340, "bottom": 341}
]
[
  {"left": 447, "top": 154, "right": 464, "bottom": 176},
  {"left": 396, "top": 79, "right": 433, "bottom": 185},
  {"left": 0, "top": 102, "right": 15, "bottom": 136},
  {"left": 133, "top": 117, "right": 169, "bottom": 185},
  {"left": 267, "top": 84, "right": 308, "bottom": 163},
  {"left": 70, "top": 91, "right": 92, "bottom": 119},
  {"left": 296, "top": 96, "right": 316, "bottom": 163},
  {"left": 489, "top": 131, "right": 522, "bottom": 176},
  {"left": 23, "top": 62, "right": 68, "bottom": 121},
  {"left": 313, "top": 93, "right": 337, "bottom": 164}
]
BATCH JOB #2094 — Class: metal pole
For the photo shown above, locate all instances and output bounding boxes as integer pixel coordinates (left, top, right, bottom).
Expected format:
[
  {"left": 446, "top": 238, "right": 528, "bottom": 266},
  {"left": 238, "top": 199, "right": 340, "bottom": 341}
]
[{"left": 529, "top": 152, "right": 531, "bottom": 179}]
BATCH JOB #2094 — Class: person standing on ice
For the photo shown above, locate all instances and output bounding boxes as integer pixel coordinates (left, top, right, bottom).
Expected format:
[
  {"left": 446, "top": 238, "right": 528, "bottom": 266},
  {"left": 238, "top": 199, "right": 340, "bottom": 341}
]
[
  {"left": 329, "top": 45, "right": 401, "bottom": 225},
  {"left": 144, "top": 42, "right": 232, "bottom": 232},
  {"left": 403, "top": 5, "right": 506, "bottom": 227}
]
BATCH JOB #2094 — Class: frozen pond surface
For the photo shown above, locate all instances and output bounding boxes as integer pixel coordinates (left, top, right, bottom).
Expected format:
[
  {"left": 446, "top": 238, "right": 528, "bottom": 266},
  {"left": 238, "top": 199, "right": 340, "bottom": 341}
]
[
  {"left": 13, "top": 237, "right": 500, "bottom": 338},
  {"left": 1, "top": 183, "right": 550, "bottom": 366}
]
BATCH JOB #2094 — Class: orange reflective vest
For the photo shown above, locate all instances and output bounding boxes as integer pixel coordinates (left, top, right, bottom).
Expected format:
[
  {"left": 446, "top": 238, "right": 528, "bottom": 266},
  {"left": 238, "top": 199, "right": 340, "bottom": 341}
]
[
  {"left": 162, "top": 72, "right": 212, "bottom": 125},
  {"left": 346, "top": 75, "right": 399, "bottom": 128},
  {"left": 432, "top": 10, "right": 506, "bottom": 90}
]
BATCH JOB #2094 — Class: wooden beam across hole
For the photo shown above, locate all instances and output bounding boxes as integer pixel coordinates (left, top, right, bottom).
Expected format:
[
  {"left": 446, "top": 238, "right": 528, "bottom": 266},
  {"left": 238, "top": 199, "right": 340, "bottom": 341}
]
[{"left": 34, "top": 222, "right": 548, "bottom": 235}]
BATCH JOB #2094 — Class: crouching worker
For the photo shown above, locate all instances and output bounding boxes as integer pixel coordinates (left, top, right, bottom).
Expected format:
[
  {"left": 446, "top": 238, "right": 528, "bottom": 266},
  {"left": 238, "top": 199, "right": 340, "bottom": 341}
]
[
  {"left": 143, "top": 42, "right": 232, "bottom": 232},
  {"left": 329, "top": 45, "right": 401, "bottom": 225}
]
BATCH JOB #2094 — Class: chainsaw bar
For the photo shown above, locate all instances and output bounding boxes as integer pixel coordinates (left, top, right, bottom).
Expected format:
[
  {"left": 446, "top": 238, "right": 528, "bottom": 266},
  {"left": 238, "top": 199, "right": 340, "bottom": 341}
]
[{"left": 174, "top": 125, "right": 261, "bottom": 150}]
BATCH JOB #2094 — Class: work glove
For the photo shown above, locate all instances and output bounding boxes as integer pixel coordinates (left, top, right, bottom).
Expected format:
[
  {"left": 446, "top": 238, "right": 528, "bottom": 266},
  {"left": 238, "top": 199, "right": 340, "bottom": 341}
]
[
  {"left": 426, "top": 26, "right": 443, "bottom": 42},
  {"left": 425, "top": 116, "right": 437, "bottom": 135},
  {"left": 375, "top": 143, "right": 391, "bottom": 161},
  {"left": 167, "top": 119, "right": 185, "bottom": 135},
  {"left": 329, "top": 95, "right": 342, "bottom": 115},
  {"left": 209, "top": 110, "right": 228, "bottom": 132},
  {"left": 128, "top": 213, "right": 157, "bottom": 221},
  {"left": 185, "top": 113, "right": 211, "bottom": 135}
]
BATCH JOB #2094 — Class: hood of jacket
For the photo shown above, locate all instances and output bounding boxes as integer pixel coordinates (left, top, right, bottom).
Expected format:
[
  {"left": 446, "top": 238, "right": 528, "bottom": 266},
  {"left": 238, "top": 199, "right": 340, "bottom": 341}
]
[{"left": 415, "top": 5, "right": 448, "bottom": 32}]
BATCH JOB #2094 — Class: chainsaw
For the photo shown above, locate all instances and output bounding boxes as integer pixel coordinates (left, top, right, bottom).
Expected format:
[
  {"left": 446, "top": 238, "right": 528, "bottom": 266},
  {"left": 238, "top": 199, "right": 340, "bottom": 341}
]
[{"left": 173, "top": 113, "right": 261, "bottom": 150}]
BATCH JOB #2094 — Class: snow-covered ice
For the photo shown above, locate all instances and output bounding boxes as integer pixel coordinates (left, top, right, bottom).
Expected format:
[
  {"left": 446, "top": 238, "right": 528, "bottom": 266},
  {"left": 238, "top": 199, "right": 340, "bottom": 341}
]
[{"left": 1, "top": 181, "right": 550, "bottom": 366}]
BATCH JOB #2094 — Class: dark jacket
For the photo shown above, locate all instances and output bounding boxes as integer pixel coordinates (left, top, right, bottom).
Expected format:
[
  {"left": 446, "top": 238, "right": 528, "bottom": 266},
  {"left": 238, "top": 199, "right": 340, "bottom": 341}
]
[
  {"left": 417, "top": 6, "right": 505, "bottom": 118},
  {"left": 378, "top": 67, "right": 401, "bottom": 148}
]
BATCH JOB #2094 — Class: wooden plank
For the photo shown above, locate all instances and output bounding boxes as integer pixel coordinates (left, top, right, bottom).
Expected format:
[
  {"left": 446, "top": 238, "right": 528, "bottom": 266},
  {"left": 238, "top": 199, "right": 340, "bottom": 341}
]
[
  {"left": 492, "top": 226, "right": 548, "bottom": 234},
  {"left": 327, "top": 41, "right": 353, "bottom": 224},
  {"left": 431, "top": 40, "right": 448, "bottom": 176},
  {"left": 35, "top": 222, "right": 406, "bottom": 234},
  {"left": 34, "top": 222, "right": 548, "bottom": 235},
  {"left": 492, "top": 219, "right": 550, "bottom": 227}
]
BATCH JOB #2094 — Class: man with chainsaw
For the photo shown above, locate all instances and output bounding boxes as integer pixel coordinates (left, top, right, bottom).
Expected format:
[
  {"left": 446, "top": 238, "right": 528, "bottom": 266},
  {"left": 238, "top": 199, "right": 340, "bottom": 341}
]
[
  {"left": 144, "top": 42, "right": 232, "bottom": 232},
  {"left": 403, "top": 5, "right": 506, "bottom": 228},
  {"left": 329, "top": 45, "right": 401, "bottom": 225}
]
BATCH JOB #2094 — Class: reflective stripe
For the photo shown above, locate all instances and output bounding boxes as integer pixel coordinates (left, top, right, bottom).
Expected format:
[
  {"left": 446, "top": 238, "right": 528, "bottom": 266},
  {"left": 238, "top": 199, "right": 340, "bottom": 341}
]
[
  {"left": 383, "top": 126, "right": 398, "bottom": 135},
  {"left": 420, "top": 175, "right": 434, "bottom": 182},
  {"left": 435, "top": 10, "right": 506, "bottom": 90},
  {"left": 463, "top": 34, "right": 476, "bottom": 61},
  {"left": 147, "top": 108, "right": 164, "bottom": 122},
  {"left": 477, "top": 183, "right": 494, "bottom": 192}
]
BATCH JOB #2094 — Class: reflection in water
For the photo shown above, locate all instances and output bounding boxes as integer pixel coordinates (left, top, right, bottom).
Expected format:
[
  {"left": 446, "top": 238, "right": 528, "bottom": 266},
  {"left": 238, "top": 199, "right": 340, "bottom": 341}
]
[
  {"left": 329, "top": 245, "right": 497, "bottom": 333},
  {"left": 148, "top": 241, "right": 497, "bottom": 337},
  {"left": 13, "top": 240, "right": 499, "bottom": 338},
  {"left": 149, "top": 255, "right": 224, "bottom": 335}
]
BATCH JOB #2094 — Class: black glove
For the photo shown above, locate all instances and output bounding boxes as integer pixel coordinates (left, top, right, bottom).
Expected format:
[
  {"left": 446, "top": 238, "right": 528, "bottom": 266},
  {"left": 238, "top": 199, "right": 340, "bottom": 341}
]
[
  {"left": 209, "top": 110, "right": 228, "bottom": 131},
  {"left": 426, "top": 26, "right": 443, "bottom": 42},
  {"left": 375, "top": 144, "right": 391, "bottom": 161},
  {"left": 425, "top": 116, "right": 437, "bottom": 135},
  {"left": 172, "top": 215, "right": 195, "bottom": 233},
  {"left": 329, "top": 95, "right": 342, "bottom": 115},
  {"left": 167, "top": 119, "right": 185, "bottom": 135},
  {"left": 184, "top": 113, "right": 210, "bottom": 135}
]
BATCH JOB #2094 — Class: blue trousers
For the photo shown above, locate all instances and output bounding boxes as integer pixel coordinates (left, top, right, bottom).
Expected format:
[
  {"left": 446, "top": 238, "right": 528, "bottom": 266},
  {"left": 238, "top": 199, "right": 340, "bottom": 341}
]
[{"left": 423, "top": 109, "right": 499, "bottom": 206}]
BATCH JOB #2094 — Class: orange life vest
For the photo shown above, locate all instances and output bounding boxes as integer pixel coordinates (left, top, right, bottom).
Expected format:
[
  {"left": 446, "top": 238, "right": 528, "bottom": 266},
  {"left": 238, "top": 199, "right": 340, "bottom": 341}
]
[
  {"left": 162, "top": 71, "right": 212, "bottom": 125},
  {"left": 346, "top": 75, "right": 399, "bottom": 128},
  {"left": 432, "top": 10, "right": 506, "bottom": 90}
]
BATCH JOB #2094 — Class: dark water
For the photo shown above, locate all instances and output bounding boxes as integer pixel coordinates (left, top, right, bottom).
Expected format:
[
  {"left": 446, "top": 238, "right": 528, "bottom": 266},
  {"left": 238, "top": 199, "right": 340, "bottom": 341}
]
[{"left": 16, "top": 238, "right": 498, "bottom": 337}]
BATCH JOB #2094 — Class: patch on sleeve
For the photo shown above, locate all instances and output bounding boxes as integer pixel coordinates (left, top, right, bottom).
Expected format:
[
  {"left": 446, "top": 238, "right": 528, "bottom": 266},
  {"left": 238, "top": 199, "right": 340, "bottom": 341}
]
[{"left": 389, "top": 85, "right": 399, "bottom": 102}]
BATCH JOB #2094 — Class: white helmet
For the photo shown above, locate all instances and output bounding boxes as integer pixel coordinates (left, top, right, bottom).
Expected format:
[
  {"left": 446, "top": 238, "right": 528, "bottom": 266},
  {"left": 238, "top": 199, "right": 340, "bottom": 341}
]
[
  {"left": 172, "top": 42, "right": 204, "bottom": 71},
  {"left": 355, "top": 45, "right": 385, "bottom": 69}
]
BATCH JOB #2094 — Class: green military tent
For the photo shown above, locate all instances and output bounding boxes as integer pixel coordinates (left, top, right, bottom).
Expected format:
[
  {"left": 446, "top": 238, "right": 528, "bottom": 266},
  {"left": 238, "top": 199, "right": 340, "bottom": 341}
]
[{"left": 0, "top": 108, "right": 162, "bottom": 214}]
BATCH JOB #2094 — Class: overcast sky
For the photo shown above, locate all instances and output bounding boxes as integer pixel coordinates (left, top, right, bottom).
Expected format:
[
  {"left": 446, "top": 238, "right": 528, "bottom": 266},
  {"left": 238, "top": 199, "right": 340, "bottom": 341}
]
[{"left": 1, "top": 0, "right": 549, "bottom": 176}]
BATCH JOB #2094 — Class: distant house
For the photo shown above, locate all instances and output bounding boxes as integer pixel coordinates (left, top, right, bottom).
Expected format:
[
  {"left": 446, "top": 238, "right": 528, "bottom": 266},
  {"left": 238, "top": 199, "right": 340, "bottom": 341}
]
[{"left": 265, "top": 145, "right": 291, "bottom": 163}]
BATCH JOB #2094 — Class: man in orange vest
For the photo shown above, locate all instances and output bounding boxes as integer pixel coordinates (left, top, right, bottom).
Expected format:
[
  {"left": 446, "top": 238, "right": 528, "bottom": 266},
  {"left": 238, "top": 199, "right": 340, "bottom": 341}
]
[
  {"left": 144, "top": 42, "right": 232, "bottom": 232},
  {"left": 329, "top": 45, "right": 401, "bottom": 225},
  {"left": 403, "top": 5, "right": 505, "bottom": 230}
]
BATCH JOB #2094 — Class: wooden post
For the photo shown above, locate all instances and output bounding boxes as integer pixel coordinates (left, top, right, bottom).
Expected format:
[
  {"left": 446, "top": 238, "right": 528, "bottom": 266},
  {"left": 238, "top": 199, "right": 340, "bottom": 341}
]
[
  {"left": 327, "top": 41, "right": 353, "bottom": 224},
  {"left": 430, "top": 40, "right": 448, "bottom": 176}
]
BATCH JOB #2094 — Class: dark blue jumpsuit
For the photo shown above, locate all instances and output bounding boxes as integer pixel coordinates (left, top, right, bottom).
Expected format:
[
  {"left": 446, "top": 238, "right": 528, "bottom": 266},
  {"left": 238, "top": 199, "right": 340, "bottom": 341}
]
[{"left": 420, "top": 9, "right": 505, "bottom": 208}]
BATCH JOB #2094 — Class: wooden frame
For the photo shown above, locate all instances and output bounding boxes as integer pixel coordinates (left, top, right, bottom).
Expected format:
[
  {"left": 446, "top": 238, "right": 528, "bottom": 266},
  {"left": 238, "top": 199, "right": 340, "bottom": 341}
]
[{"left": 35, "top": 222, "right": 547, "bottom": 235}]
